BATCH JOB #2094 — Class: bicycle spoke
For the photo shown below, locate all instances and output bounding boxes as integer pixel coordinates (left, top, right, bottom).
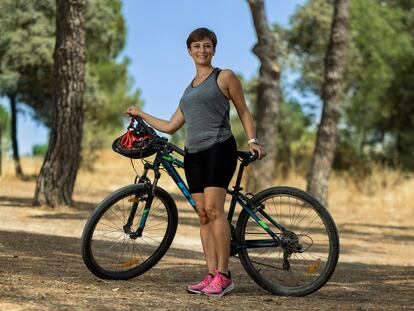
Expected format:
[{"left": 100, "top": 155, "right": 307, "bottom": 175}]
[
  {"left": 239, "top": 188, "right": 338, "bottom": 295},
  {"left": 86, "top": 186, "right": 175, "bottom": 275}
]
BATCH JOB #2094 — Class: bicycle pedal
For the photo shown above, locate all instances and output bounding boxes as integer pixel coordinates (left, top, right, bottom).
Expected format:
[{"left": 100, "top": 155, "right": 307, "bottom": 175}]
[{"left": 128, "top": 197, "right": 140, "bottom": 203}]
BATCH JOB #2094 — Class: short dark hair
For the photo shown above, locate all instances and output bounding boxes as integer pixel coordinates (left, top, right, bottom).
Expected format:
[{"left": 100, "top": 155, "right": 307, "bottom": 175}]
[{"left": 186, "top": 28, "right": 217, "bottom": 49}]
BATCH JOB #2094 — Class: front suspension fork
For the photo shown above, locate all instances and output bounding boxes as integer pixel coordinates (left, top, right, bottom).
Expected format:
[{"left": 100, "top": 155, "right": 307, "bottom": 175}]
[{"left": 124, "top": 164, "right": 160, "bottom": 238}]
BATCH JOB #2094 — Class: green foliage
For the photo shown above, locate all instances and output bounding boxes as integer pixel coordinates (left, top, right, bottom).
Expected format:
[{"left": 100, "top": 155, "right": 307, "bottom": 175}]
[
  {"left": 383, "top": 52, "right": 414, "bottom": 169},
  {"left": 32, "top": 143, "right": 48, "bottom": 156},
  {"left": 0, "top": 0, "right": 142, "bottom": 168},
  {"left": 276, "top": 98, "right": 313, "bottom": 176},
  {"left": 282, "top": 0, "right": 414, "bottom": 170},
  {"left": 285, "top": 0, "right": 333, "bottom": 96},
  {"left": 86, "top": 0, "right": 126, "bottom": 63},
  {"left": 0, "top": 105, "right": 10, "bottom": 132},
  {"left": 85, "top": 58, "right": 141, "bottom": 130},
  {"left": 0, "top": 0, "right": 54, "bottom": 99},
  {"left": 234, "top": 74, "right": 312, "bottom": 176}
]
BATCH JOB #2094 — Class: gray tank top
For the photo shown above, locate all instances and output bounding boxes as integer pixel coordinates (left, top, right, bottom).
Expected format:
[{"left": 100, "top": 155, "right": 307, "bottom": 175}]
[{"left": 179, "top": 67, "right": 232, "bottom": 153}]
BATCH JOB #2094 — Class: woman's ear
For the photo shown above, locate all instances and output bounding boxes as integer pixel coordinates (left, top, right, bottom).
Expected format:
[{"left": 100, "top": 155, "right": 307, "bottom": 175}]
[{"left": 187, "top": 48, "right": 192, "bottom": 56}]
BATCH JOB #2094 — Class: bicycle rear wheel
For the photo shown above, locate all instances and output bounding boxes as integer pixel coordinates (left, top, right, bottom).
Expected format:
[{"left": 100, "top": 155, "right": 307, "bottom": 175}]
[
  {"left": 235, "top": 186, "right": 339, "bottom": 296},
  {"left": 81, "top": 184, "right": 178, "bottom": 280}
]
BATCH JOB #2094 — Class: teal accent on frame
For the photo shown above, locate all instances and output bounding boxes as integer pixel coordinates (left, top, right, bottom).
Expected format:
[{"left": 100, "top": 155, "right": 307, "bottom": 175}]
[
  {"left": 139, "top": 207, "right": 150, "bottom": 227},
  {"left": 177, "top": 181, "right": 196, "bottom": 207}
]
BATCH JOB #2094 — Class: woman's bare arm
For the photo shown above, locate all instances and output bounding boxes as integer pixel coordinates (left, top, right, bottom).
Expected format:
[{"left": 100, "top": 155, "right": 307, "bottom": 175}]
[
  {"left": 125, "top": 106, "right": 185, "bottom": 134},
  {"left": 220, "top": 70, "right": 266, "bottom": 159}
]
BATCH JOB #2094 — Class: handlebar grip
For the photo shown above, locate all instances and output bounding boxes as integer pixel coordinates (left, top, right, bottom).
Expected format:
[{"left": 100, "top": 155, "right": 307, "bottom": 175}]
[
  {"left": 250, "top": 152, "right": 259, "bottom": 162},
  {"left": 168, "top": 142, "right": 185, "bottom": 157}
]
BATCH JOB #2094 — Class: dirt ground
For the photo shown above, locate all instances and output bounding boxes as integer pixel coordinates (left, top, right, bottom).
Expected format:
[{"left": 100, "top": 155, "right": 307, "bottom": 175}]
[{"left": 0, "top": 155, "right": 413, "bottom": 310}]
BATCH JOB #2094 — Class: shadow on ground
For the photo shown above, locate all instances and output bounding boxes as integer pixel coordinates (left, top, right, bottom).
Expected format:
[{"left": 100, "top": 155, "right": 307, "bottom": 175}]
[{"left": 0, "top": 230, "right": 413, "bottom": 310}]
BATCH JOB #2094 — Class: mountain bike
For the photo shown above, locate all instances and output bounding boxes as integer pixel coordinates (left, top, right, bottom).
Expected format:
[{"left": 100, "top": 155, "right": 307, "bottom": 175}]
[{"left": 81, "top": 118, "right": 339, "bottom": 296}]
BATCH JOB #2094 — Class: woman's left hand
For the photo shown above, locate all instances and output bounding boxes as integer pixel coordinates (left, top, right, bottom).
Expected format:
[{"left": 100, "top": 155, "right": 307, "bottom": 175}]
[{"left": 249, "top": 143, "right": 266, "bottom": 160}]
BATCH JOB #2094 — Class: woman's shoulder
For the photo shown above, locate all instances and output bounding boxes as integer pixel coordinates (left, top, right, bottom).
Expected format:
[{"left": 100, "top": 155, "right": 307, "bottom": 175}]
[
  {"left": 217, "top": 68, "right": 238, "bottom": 81},
  {"left": 217, "top": 68, "right": 235, "bottom": 76}
]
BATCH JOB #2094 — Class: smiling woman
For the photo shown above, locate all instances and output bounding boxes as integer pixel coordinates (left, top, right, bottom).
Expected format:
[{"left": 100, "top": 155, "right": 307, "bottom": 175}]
[
  {"left": 186, "top": 28, "right": 217, "bottom": 71},
  {"left": 125, "top": 27, "right": 266, "bottom": 297},
  {"left": 15, "top": 0, "right": 308, "bottom": 160}
]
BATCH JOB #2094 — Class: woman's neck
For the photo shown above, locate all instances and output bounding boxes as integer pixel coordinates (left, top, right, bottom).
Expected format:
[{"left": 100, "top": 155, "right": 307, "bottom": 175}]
[{"left": 195, "top": 64, "right": 214, "bottom": 77}]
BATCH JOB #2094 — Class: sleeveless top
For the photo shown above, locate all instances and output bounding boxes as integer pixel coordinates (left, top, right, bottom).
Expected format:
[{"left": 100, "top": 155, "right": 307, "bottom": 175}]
[{"left": 179, "top": 67, "right": 232, "bottom": 153}]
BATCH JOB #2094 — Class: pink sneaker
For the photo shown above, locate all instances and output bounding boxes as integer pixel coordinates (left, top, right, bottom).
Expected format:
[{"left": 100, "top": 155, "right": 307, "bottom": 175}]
[
  {"left": 187, "top": 272, "right": 215, "bottom": 294},
  {"left": 201, "top": 271, "right": 234, "bottom": 297}
]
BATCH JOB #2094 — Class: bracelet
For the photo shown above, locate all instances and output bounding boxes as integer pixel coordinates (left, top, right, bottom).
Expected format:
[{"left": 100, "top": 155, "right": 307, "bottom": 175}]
[{"left": 248, "top": 138, "right": 260, "bottom": 145}]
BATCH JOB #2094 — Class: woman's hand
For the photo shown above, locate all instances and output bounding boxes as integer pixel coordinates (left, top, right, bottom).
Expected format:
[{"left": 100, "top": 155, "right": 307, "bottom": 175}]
[
  {"left": 249, "top": 143, "right": 266, "bottom": 160},
  {"left": 124, "top": 106, "right": 141, "bottom": 117}
]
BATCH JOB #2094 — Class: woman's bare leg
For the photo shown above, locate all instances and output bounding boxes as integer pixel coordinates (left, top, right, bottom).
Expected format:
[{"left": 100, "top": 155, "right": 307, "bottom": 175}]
[
  {"left": 203, "top": 187, "right": 230, "bottom": 273},
  {"left": 192, "top": 193, "right": 217, "bottom": 273}
]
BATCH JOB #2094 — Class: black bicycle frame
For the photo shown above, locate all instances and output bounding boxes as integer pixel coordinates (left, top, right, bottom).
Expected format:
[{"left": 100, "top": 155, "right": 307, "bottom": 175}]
[{"left": 131, "top": 150, "right": 284, "bottom": 251}]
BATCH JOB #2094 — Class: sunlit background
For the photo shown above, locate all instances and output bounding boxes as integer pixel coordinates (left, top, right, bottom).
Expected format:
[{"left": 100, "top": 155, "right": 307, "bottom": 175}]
[{"left": 0, "top": 0, "right": 307, "bottom": 155}]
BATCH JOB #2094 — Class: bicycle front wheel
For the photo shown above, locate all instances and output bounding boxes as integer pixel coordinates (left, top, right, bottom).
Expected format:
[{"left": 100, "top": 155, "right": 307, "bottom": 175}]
[
  {"left": 235, "top": 186, "right": 339, "bottom": 296},
  {"left": 81, "top": 184, "right": 178, "bottom": 280}
]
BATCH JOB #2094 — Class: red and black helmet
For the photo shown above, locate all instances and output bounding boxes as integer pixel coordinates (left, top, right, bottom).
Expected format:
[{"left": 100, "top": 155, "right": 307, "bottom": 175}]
[{"left": 112, "top": 117, "right": 157, "bottom": 159}]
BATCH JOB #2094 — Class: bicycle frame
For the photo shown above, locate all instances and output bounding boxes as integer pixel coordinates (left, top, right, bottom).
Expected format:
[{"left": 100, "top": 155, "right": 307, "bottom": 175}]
[{"left": 130, "top": 150, "right": 286, "bottom": 253}]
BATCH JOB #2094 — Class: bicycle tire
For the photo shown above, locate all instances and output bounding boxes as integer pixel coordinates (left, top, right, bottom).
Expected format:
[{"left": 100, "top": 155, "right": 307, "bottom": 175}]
[
  {"left": 81, "top": 183, "right": 178, "bottom": 280},
  {"left": 235, "top": 186, "right": 339, "bottom": 296}
]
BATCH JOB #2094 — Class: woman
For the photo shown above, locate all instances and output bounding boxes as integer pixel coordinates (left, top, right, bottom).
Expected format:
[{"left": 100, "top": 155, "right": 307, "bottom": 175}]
[{"left": 125, "top": 27, "right": 266, "bottom": 297}]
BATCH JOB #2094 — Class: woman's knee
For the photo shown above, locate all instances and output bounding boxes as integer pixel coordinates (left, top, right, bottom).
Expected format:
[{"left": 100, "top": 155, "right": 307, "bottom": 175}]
[
  {"left": 198, "top": 208, "right": 210, "bottom": 225},
  {"left": 204, "top": 203, "right": 225, "bottom": 221}
]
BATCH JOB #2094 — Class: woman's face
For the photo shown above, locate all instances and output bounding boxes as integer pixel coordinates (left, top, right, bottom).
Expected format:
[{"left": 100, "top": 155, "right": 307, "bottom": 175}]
[{"left": 188, "top": 37, "right": 215, "bottom": 66}]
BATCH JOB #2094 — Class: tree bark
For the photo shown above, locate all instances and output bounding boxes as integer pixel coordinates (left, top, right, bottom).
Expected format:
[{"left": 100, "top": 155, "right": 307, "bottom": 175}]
[
  {"left": 9, "top": 94, "right": 24, "bottom": 177},
  {"left": 307, "top": 0, "right": 350, "bottom": 206},
  {"left": 246, "top": 0, "right": 280, "bottom": 192},
  {"left": 0, "top": 125, "right": 2, "bottom": 176},
  {"left": 34, "top": 0, "right": 86, "bottom": 208}
]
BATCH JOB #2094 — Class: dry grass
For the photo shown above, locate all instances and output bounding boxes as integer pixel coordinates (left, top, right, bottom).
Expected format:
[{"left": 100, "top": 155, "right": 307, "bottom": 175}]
[
  {"left": 0, "top": 150, "right": 413, "bottom": 310},
  {"left": 1, "top": 151, "right": 414, "bottom": 263},
  {"left": 2, "top": 150, "right": 413, "bottom": 223}
]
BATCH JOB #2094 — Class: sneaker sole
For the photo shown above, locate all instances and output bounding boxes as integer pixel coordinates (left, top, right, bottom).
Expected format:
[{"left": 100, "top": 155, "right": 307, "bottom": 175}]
[
  {"left": 186, "top": 288, "right": 203, "bottom": 294},
  {"left": 202, "top": 282, "right": 235, "bottom": 297}
]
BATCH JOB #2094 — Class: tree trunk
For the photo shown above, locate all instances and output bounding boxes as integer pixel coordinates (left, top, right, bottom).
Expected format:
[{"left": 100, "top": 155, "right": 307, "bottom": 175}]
[
  {"left": 0, "top": 125, "right": 2, "bottom": 176},
  {"left": 307, "top": 0, "right": 350, "bottom": 206},
  {"left": 9, "top": 94, "right": 24, "bottom": 177},
  {"left": 34, "top": 0, "right": 86, "bottom": 208},
  {"left": 246, "top": 0, "right": 280, "bottom": 192}
]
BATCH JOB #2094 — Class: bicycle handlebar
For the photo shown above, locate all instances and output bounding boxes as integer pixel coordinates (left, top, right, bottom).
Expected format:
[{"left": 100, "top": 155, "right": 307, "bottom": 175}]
[
  {"left": 130, "top": 116, "right": 185, "bottom": 157},
  {"left": 131, "top": 116, "right": 258, "bottom": 161},
  {"left": 164, "top": 140, "right": 185, "bottom": 157}
]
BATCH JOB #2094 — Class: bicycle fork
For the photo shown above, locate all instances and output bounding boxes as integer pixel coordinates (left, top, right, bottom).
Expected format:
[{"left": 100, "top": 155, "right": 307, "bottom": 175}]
[{"left": 124, "top": 163, "right": 161, "bottom": 238}]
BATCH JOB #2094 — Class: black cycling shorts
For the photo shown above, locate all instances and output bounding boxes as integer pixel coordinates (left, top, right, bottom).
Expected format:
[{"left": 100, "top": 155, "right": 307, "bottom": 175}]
[{"left": 184, "top": 136, "right": 238, "bottom": 193}]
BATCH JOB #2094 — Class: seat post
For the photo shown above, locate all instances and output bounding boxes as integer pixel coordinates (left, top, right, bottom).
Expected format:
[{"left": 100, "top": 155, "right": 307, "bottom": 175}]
[
  {"left": 233, "top": 161, "right": 246, "bottom": 192},
  {"left": 228, "top": 161, "right": 246, "bottom": 224}
]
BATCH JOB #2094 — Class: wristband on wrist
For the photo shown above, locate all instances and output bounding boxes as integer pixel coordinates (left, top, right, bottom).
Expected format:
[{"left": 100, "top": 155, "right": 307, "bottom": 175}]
[{"left": 248, "top": 138, "right": 260, "bottom": 145}]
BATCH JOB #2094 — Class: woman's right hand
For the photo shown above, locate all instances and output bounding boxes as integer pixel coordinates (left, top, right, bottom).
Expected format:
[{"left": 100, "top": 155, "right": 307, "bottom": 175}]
[{"left": 124, "top": 106, "right": 141, "bottom": 117}]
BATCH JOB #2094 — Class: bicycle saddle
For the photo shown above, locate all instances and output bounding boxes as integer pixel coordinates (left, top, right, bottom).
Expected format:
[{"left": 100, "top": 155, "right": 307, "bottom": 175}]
[{"left": 237, "top": 151, "right": 258, "bottom": 163}]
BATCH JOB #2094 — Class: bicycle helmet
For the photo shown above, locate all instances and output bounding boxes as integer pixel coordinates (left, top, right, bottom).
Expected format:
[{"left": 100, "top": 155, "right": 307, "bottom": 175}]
[{"left": 112, "top": 117, "right": 157, "bottom": 159}]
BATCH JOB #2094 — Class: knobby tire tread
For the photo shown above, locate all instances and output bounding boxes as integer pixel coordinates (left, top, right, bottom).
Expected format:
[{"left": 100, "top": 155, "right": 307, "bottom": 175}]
[
  {"left": 81, "top": 184, "right": 178, "bottom": 280},
  {"left": 235, "top": 186, "right": 339, "bottom": 296}
]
